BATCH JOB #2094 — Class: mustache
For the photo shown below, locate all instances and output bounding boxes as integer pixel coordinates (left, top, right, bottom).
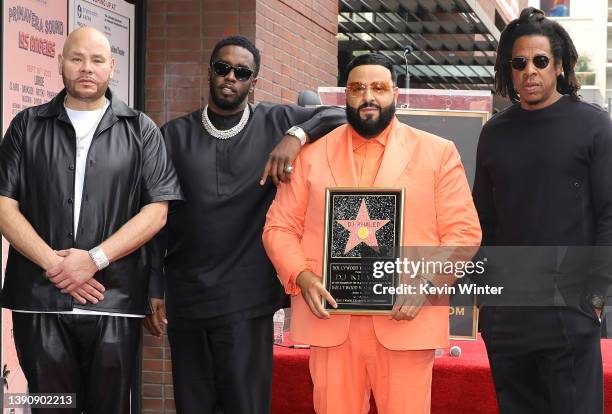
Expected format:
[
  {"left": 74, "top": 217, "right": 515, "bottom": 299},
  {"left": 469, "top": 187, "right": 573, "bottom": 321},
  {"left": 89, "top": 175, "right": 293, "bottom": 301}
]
[
  {"left": 61, "top": 74, "right": 97, "bottom": 82},
  {"left": 219, "top": 83, "right": 237, "bottom": 92},
  {"left": 358, "top": 102, "right": 381, "bottom": 110}
]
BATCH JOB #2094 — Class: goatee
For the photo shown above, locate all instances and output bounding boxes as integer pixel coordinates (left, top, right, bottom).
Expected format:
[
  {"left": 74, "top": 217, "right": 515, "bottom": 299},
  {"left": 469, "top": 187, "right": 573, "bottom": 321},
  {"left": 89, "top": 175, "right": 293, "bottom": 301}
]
[
  {"left": 62, "top": 73, "right": 108, "bottom": 102},
  {"left": 346, "top": 102, "right": 395, "bottom": 138},
  {"left": 209, "top": 79, "right": 250, "bottom": 111}
]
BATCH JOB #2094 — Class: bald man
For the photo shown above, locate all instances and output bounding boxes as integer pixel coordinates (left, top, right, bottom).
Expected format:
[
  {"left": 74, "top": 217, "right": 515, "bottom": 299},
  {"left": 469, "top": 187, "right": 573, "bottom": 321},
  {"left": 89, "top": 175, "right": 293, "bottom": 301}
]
[{"left": 0, "top": 27, "right": 182, "bottom": 413}]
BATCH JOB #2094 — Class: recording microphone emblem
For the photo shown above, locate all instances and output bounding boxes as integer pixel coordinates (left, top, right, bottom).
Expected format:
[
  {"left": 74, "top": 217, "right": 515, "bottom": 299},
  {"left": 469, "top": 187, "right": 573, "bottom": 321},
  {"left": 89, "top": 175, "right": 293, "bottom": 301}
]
[{"left": 402, "top": 45, "right": 414, "bottom": 102}]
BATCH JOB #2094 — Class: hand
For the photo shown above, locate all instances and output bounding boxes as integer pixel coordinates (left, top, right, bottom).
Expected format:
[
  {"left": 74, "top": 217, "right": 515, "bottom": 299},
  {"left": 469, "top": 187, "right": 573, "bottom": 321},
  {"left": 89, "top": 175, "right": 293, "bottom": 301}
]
[
  {"left": 389, "top": 276, "right": 429, "bottom": 321},
  {"left": 296, "top": 271, "right": 337, "bottom": 319},
  {"left": 259, "top": 135, "right": 301, "bottom": 186},
  {"left": 46, "top": 248, "right": 98, "bottom": 293},
  {"left": 144, "top": 298, "right": 167, "bottom": 338},
  {"left": 70, "top": 279, "right": 106, "bottom": 305}
]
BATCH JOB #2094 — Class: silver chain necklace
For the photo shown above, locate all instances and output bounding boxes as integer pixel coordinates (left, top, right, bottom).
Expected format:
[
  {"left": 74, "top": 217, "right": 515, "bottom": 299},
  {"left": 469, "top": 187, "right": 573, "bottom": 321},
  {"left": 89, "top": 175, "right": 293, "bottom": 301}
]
[
  {"left": 201, "top": 104, "right": 250, "bottom": 140},
  {"left": 64, "top": 97, "right": 107, "bottom": 141}
]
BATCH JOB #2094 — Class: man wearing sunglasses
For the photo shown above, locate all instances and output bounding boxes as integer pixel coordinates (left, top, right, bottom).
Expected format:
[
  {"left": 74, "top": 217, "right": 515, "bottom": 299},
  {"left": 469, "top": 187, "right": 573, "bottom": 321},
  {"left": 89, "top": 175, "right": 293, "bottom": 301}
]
[
  {"left": 263, "top": 52, "right": 481, "bottom": 414},
  {"left": 473, "top": 7, "right": 612, "bottom": 414},
  {"left": 143, "top": 36, "right": 345, "bottom": 414}
]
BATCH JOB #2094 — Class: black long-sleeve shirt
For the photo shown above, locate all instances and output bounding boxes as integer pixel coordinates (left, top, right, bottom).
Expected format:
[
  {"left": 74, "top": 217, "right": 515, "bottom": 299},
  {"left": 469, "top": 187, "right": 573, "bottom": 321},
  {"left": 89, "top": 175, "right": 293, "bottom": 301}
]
[
  {"left": 151, "top": 103, "right": 345, "bottom": 325},
  {"left": 473, "top": 96, "right": 612, "bottom": 298}
]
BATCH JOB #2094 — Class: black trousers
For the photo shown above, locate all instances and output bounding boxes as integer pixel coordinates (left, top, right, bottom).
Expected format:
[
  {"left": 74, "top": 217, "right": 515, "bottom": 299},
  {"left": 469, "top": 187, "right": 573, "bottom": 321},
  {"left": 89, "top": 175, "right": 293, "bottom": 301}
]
[
  {"left": 12, "top": 312, "right": 141, "bottom": 414},
  {"left": 168, "top": 314, "right": 274, "bottom": 414},
  {"left": 480, "top": 307, "right": 603, "bottom": 414}
]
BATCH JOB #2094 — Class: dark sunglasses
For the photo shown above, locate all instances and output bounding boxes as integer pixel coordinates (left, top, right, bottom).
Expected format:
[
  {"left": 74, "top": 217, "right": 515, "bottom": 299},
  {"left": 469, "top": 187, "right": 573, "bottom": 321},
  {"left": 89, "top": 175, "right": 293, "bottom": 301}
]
[
  {"left": 213, "top": 61, "right": 254, "bottom": 81},
  {"left": 509, "top": 55, "right": 551, "bottom": 71}
]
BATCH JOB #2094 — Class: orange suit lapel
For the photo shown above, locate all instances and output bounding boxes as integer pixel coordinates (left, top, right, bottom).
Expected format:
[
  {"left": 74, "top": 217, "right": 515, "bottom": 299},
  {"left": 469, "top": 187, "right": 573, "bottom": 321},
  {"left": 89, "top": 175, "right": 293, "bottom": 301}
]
[
  {"left": 326, "top": 125, "right": 358, "bottom": 187},
  {"left": 373, "top": 118, "right": 416, "bottom": 187}
]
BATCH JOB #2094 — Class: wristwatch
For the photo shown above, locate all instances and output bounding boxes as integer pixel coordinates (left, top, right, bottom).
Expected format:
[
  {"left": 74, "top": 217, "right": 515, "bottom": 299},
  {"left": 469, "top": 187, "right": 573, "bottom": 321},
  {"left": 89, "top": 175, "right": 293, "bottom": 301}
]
[
  {"left": 88, "top": 246, "right": 110, "bottom": 270},
  {"left": 285, "top": 126, "right": 307, "bottom": 146},
  {"left": 415, "top": 274, "right": 434, "bottom": 291}
]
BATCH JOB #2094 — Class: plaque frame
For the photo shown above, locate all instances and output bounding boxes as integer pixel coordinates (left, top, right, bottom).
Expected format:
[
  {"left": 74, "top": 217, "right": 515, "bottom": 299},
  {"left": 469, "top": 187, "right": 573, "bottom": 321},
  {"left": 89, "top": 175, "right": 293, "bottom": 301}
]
[{"left": 322, "top": 187, "right": 404, "bottom": 314}]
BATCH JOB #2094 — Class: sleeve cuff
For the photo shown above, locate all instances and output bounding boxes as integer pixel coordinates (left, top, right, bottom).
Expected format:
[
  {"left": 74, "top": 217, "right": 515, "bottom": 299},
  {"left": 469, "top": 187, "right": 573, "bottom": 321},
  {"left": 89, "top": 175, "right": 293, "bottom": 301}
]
[
  {"left": 0, "top": 188, "right": 18, "bottom": 199},
  {"left": 143, "top": 193, "right": 185, "bottom": 205},
  {"left": 286, "top": 266, "right": 312, "bottom": 296}
]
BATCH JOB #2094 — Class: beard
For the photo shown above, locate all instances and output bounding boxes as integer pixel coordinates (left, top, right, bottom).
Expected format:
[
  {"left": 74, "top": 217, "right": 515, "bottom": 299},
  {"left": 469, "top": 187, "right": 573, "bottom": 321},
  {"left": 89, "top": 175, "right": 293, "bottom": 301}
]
[
  {"left": 62, "top": 73, "right": 109, "bottom": 102},
  {"left": 346, "top": 102, "right": 395, "bottom": 139},
  {"left": 209, "top": 77, "right": 250, "bottom": 111}
]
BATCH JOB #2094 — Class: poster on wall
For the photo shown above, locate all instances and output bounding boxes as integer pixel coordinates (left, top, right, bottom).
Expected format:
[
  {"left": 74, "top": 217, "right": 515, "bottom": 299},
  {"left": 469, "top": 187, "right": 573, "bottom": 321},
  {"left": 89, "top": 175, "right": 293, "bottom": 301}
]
[
  {"left": 2, "top": 0, "right": 68, "bottom": 402},
  {"left": 68, "top": 0, "right": 135, "bottom": 106}
]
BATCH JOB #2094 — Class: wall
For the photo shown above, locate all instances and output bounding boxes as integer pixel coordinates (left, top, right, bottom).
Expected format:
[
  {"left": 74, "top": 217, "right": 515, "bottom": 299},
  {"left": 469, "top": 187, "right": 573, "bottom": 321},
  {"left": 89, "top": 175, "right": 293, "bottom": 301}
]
[
  {"left": 144, "top": 0, "right": 338, "bottom": 129},
  {"left": 254, "top": 0, "right": 338, "bottom": 103}
]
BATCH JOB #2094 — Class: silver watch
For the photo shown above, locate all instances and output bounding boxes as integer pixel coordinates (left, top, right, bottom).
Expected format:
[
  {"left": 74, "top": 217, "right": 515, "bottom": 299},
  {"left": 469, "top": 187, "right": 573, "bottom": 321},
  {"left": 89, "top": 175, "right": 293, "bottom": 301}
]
[
  {"left": 415, "top": 274, "right": 434, "bottom": 290},
  {"left": 285, "top": 126, "right": 307, "bottom": 146},
  {"left": 88, "top": 246, "right": 109, "bottom": 270}
]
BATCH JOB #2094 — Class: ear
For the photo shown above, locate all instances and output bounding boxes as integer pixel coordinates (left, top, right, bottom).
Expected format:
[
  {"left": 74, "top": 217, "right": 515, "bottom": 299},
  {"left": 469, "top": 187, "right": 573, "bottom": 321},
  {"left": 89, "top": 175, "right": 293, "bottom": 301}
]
[
  {"left": 109, "top": 57, "right": 116, "bottom": 79},
  {"left": 249, "top": 77, "right": 258, "bottom": 93},
  {"left": 208, "top": 66, "right": 212, "bottom": 82},
  {"left": 392, "top": 86, "right": 399, "bottom": 105},
  {"left": 555, "top": 60, "right": 562, "bottom": 77},
  {"left": 58, "top": 54, "right": 63, "bottom": 76}
]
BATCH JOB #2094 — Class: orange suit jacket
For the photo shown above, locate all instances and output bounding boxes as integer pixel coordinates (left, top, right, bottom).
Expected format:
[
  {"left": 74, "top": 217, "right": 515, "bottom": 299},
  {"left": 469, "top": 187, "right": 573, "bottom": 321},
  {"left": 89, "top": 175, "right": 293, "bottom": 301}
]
[{"left": 263, "top": 118, "right": 482, "bottom": 350}]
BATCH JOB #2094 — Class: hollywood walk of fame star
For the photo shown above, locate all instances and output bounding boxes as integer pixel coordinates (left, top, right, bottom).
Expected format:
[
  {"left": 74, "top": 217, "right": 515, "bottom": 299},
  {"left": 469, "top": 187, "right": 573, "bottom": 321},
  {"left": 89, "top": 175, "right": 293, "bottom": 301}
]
[{"left": 337, "top": 198, "right": 390, "bottom": 254}]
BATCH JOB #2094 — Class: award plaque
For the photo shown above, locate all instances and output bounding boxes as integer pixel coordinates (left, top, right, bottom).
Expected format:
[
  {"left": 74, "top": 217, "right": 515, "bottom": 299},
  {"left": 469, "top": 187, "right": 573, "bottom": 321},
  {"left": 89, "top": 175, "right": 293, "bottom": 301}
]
[{"left": 322, "top": 188, "right": 404, "bottom": 313}]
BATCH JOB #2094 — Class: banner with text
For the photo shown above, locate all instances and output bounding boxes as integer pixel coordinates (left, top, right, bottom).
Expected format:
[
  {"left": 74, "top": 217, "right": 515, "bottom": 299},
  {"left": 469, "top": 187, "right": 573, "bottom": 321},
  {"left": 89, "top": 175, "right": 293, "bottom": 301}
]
[{"left": 69, "top": 0, "right": 135, "bottom": 106}]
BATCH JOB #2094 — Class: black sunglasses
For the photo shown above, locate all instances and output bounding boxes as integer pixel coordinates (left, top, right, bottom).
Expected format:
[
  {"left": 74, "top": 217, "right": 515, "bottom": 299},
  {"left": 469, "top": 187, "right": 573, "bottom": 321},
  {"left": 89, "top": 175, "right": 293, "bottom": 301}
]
[
  {"left": 509, "top": 55, "right": 551, "bottom": 71},
  {"left": 213, "top": 61, "right": 254, "bottom": 81}
]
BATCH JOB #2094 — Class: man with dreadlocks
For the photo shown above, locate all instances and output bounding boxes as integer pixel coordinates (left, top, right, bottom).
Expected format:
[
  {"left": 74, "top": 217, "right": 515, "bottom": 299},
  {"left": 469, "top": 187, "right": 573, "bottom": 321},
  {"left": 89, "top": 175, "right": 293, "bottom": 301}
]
[{"left": 473, "top": 7, "right": 612, "bottom": 414}]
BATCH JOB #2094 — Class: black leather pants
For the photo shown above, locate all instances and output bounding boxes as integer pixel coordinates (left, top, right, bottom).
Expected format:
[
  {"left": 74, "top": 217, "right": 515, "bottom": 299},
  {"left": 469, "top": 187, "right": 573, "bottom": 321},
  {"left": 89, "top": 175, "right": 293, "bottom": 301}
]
[{"left": 12, "top": 312, "right": 141, "bottom": 414}]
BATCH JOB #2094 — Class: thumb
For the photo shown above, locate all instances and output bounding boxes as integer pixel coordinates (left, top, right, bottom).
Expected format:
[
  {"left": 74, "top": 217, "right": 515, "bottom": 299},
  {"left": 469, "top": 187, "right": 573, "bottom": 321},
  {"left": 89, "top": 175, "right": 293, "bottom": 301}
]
[
  {"left": 158, "top": 303, "right": 168, "bottom": 324},
  {"left": 55, "top": 249, "right": 70, "bottom": 257}
]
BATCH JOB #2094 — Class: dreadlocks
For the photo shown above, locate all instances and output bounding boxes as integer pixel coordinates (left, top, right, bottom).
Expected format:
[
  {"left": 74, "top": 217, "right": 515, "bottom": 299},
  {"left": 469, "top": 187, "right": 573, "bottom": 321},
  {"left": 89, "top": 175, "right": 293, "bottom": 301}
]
[{"left": 494, "top": 7, "right": 580, "bottom": 102}]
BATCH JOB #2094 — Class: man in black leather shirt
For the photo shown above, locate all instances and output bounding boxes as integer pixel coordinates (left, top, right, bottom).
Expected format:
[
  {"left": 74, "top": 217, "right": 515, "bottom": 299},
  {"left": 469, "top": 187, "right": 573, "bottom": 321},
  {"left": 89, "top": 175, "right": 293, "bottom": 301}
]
[{"left": 0, "top": 27, "right": 182, "bottom": 414}]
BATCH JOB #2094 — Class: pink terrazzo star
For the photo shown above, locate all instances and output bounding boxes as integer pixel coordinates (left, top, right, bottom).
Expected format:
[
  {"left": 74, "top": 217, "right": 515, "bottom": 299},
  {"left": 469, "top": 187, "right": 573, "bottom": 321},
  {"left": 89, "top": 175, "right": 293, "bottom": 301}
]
[{"left": 337, "top": 199, "right": 390, "bottom": 254}]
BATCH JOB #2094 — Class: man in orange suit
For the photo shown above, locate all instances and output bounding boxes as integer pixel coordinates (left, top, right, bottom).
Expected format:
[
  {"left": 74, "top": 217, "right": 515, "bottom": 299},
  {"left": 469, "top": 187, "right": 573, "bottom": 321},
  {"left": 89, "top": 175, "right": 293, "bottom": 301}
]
[{"left": 263, "top": 53, "right": 482, "bottom": 414}]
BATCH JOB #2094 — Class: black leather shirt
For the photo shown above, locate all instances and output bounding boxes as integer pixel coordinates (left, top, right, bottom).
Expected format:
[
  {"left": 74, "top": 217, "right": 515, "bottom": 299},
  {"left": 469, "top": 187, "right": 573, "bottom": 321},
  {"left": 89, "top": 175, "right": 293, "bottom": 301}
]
[{"left": 0, "top": 89, "right": 183, "bottom": 313}]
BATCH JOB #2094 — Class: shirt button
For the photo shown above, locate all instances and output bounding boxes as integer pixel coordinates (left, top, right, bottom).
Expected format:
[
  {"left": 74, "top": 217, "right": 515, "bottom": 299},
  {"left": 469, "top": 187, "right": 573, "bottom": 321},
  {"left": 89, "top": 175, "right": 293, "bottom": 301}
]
[
  {"left": 69, "top": 165, "right": 75, "bottom": 171},
  {"left": 573, "top": 181, "right": 580, "bottom": 188},
  {"left": 68, "top": 198, "right": 73, "bottom": 204}
]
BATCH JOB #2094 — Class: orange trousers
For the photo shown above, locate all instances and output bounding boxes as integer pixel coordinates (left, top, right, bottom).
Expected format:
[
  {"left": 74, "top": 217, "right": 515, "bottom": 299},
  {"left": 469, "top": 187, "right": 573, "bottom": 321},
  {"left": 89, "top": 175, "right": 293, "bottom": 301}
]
[{"left": 309, "top": 316, "right": 435, "bottom": 414}]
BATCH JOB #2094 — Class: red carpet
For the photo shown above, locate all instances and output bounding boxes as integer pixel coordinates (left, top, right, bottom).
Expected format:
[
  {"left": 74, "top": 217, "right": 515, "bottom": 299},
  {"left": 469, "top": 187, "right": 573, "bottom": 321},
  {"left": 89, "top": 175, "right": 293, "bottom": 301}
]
[{"left": 272, "top": 336, "right": 612, "bottom": 414}]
